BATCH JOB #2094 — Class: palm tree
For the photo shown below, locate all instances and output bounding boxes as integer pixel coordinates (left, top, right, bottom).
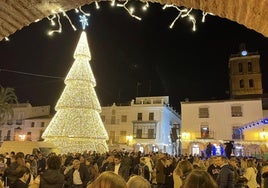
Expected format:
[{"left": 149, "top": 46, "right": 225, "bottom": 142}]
[{"left": 0, "top": 85, "right": 18, "bottom": 124}]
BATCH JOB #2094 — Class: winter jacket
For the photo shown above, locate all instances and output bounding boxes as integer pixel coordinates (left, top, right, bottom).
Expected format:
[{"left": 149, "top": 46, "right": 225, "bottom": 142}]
[
  {"left": 40, "top": 169, "right": 65, "bottom": 188},
  {"left": 216, "top": 164, "right": 235, "bottom": 188}
]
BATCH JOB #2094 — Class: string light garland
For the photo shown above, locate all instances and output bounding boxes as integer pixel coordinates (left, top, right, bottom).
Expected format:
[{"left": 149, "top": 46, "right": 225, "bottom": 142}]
[
  {"left": 163, "top": 5, "right": 196, "bottom": 30},
  {"left": 3, "top": 1, "right": 214, "bottom": 40},
  {"left": 117, "top": 0, "right": 142, "bottom": 21}
]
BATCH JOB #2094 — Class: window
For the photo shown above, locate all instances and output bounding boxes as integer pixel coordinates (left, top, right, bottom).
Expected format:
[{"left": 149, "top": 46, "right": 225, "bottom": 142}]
[
  {"left": 248, "top": 62, "right": 252, "bottom": 72},
  {"left": 119, "top": 131, "right": 126, "bottom": 143},
  {"left": 148, "top": 129, "right": 155, "bottom": 139},
  {"left": 26, "top": 132, "right": 31, "bottom": 141},
  {"left": 200, "top": 125, "right": 209, "bottom": 138},
  {"left": 238, "top": 63, "right": 243, "bottom": 72},
  {"left": 101, "top": 115, "right": 105, "bottom": 122},
  {"left": 31, "top": 122, "right": 35, "bottom": 127},
  {"left": 136, "top": 129, "right": 142, "bottom": 138},
  {"left": 231, "top": 106, "right": 242, "bottom": 117},
  {"left": 137, "top": 113, "right": 142, "bottom": 121},
  {"left": 149, "top": 112, "right": 154, "bottom": 121},
  {"left": 111, "top": 116, "right": 116, "bottom": 124},
  {"left": 121, "top": 115, "right": 127, "bottom": 122},
  {"left": 199, "top": 107, "right": 209, "bottom": 118},
  {"left": 109, "top": 131, "right": 115, "bottom": 144},
  {"left": 249, "top": 79, "right": 254, "bottom": 88},
  {"left": 41, "top": 122, "right": 45, "bottom": 127},
  {"left": 239, "top": 79, "right": 244, "bottom": 88},
  {"left": 232, "top": 126, "right": 243, "bottom": 139},
  {"left": 112, "top": 110, "right": 116, "bottom": 115},
  {"left": 0, "top": 130, "right": 2, "bottom": 141}
]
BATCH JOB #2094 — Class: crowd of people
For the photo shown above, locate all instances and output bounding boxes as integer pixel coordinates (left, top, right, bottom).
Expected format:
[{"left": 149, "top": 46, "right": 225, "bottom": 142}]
[{"left": 0, "top": 149, "right": 267, "bottom": 188}]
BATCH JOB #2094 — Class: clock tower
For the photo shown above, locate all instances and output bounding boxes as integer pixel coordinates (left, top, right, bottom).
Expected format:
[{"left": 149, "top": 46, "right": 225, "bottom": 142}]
[{"left": 229, "top": 44, "right": 263, "bottom": 98}]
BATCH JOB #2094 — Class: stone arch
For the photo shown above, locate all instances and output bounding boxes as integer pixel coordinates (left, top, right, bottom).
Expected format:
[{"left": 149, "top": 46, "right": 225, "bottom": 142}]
[{"left": 0, "top": 0, "right": 268, "bottom": 41}]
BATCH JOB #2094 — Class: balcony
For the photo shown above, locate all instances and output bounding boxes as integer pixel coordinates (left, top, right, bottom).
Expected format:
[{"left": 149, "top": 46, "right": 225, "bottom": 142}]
[
  {"left": 133, "top": 133, "right": 156, "bottom": 139},
  {"left": 192, "top": 131, "right": 215, "bottom": 139},
  {"left": 232, "top": 134, "right": 244, "bottom": 140}
]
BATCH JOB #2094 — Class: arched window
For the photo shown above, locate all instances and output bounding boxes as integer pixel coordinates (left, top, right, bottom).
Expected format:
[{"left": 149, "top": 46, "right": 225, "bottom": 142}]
[{"left": 238, "top": 63, "right": 243, "bottom": 72}]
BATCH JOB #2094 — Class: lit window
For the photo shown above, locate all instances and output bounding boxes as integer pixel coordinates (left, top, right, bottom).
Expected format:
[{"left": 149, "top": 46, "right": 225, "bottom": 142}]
[
  {"left": 31, "top": 122, "right": 35, "bottom": 127},
  {"left": 200, "top": 125, "right": 209, "bottom": 138}
]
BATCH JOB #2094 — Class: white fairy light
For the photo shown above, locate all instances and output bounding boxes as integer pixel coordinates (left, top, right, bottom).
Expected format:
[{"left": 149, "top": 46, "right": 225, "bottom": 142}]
[
  {"left": 181, "top": 8, "right": 192, "bottom": 18},
  {"left": 163, "top": 5, "right": 187, "bottom": 29},
  {"left": 48, "top": 14, "right": 62, "bottom": 35},
  {"left": 202, "top": 11, "right": 214, "bottom": 22},
  {"left": 4, "top": 37, "right": 9, "bottom": 41},
  {"left": 95, "top": 1, "right": 100, "bottom": 9},
  {"left": 47, "top": 15, "right": 56, "bottom": 26},
  {"left": 78, "top": 6, "right": 90, "bottom": 16},
  {"left": 111, "top": 0, "right": 116, "bottom": 7},
  {"left": 189, "top": 15, "right": 196, "bottom": 31},
  {"left": 62, "top": 11, "right": 77, "bottom": 31},
  {"left": 142, "top": 1, "right": 149, "bottom": 11},
  {"left": 117, "top": 0, "right": 142, "bottom": 20}
]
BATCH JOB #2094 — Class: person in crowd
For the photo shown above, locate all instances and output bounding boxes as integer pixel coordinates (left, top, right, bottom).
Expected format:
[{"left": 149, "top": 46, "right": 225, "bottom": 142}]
[
  {"left": 28, "top": 154, "right": 37, "bottom": 178},
  {"left": 206, "top": 142, "right": 212, "bottom": 158},
  {"left": 229, "top": 157, "right": 240, "bottom": 185},
  {"left": 127, "top": 175, "right": 150, "bottom": 188},
  {"left": 173, "top": 159, "right": 193, "bottom": 188},
  {"left": 182, "top": 169, "right": 218, "bottom": 188},
  {"left": 85, "top": 157, "right": 99, "bottom": 184},
  {"left": 65, "top": 159, "right": 90, "bottom": 188},
  {"left": 133, "top": 157, "right": 150, "bottom": 181},
  {"left": 3, "top": 152, "right": 26, "bottom": 187},
  {"left": 262, "top": 162, "right": 268, "bottom": 188},
  {"left": 13, "top": 166, "right": 30, "bottom": 188},
  {"left": 155, "top": 153, "right": 166, "bottom": 188},
  {"left": 243, "top": 158, "right": 258, "bottom": 188},
  {"left": 106, "top": 154, "right": 129, "bottom": 181},
  {"left": 207, "top": 156, "right": 221, "bottom": 181},
  {"left": 87, "top": 171, "right": 127, "bottom": 188},
  {"left": 163, "top": 157, "right": 174, "bottom": 188},
  {"left": 37, "top": 153, "right": 46, "bottom": 175},
  {"left": 216, "top": 156, "right": 235, "bottom": 188},
  {"left": 34, "top": 155, "right": 65, "bottom": 188},
  {"left": 98, "top": 155, "right": 114, "bottom": 173}
]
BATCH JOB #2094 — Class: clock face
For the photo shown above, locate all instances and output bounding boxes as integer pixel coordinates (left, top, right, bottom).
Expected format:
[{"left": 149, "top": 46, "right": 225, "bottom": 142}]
[{"left": 241, "top": 50, "right": 248, "bottom": 56}]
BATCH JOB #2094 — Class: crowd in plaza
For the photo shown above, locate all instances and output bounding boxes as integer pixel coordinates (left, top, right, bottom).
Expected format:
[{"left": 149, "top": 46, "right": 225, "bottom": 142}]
[{"left": 0, "top": 149, "right": 267, "bottom": 188}]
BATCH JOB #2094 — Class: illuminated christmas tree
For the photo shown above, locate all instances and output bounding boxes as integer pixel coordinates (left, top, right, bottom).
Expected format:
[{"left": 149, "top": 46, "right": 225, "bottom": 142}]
[{"left": 42, "top": 18, "right": 108, "bottom": 153}]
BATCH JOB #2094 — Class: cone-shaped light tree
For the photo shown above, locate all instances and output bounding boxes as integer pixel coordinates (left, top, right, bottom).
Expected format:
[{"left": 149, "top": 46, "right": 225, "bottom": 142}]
[{"left": 42, "top": 28, "right": 109, "bottom": 153}]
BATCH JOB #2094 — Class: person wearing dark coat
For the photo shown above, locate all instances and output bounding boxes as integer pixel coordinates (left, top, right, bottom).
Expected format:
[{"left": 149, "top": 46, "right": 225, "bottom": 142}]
[
  {"left": 13, "top": 166, "right": 30, "bottom": 188},
  {"left": 216, "top": 156, "right": 235, "bottom": 188},
  {"left": 106, "top": 154, "right": 130, "bottom": 181},
  {"left": 38, "top": 155, "right": 65, "bottom": 188},
  {"left": 133, "top": 157, "right": 150, "bottom": 181},
  {"left": 65, "top": 159, "right": 90, "bottom": 188}
]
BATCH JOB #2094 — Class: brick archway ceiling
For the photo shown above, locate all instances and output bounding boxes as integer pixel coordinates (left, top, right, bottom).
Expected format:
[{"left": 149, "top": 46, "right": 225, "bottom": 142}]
[{"left": 0, "top": 0, "right": 268, "bottom": 41}]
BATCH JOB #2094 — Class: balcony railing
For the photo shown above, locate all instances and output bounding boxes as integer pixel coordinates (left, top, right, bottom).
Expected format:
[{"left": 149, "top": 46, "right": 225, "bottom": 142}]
[
  {"left": 133, "top": 133, "right": 156, "bottom": 139},
  {"left": 232, "top": 134, "right": 244, "bottom": 140}
]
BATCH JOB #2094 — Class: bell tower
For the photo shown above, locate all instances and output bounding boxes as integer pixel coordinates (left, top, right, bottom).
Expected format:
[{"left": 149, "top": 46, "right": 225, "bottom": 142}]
[{"left": 229, "top": 44, "right": 263, "bottom": 98}]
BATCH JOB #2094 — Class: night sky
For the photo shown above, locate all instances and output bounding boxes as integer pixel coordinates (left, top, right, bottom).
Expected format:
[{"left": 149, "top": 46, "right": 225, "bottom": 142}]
[{"left": 1, "top": 2, "right": 268, "bottom": 113}]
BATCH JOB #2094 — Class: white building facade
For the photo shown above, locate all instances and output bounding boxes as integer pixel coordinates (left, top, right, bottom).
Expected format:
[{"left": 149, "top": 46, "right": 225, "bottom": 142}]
[
  {"left": 180, "top": 99, "right": 268, "bottom": 158},
  {"left": 0, "top": 103, "right": 50, "bottom": 143},
  {"left": 101, "top": 96, "right": 181, "bottom": 154}
]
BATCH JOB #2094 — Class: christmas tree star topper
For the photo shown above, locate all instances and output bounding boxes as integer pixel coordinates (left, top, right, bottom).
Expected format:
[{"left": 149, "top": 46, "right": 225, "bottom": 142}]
[{"left": 79, "top": 15, "right": 88, "bottom": 30}]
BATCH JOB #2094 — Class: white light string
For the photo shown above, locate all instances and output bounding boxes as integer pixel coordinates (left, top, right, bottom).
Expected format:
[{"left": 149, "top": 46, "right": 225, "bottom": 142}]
[{"left": 117, "top": 0, "right": 142, "bottom": 20}]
